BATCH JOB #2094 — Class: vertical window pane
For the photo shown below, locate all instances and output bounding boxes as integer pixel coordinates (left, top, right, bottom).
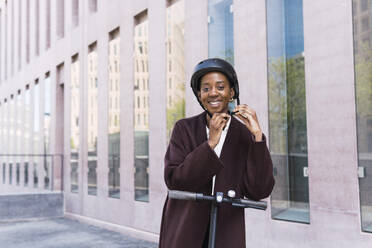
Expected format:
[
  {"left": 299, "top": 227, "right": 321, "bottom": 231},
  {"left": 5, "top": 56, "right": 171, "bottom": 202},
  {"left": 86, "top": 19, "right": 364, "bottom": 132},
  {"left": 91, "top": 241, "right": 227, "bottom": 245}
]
[
  {"left": 35, "top": 0, "right": 40, "bottom": 56},
  {"left": 267, "top": 0, "right": 310, "bottom": 223},
  {"left": 0, "top": 103, "right": 3, "bottom": 184},
  {"left": 57, "top": 0, "right": 64, "bottom": 39},
  {"left": 9, "top": 162, "right": 12, "bottom": 185},
  {"left": 208, "top": 0, "right": 234, "bottom": 64},
  {"left": 18, "top": 0, "right": 22, "bottom": 69},
  {"left": 16, "top": 93, "right": 22, "bottom": 186},
  {"left": 166, "top": 0, "right": 185, "bottom": 143},
  {"left": 46, "top": 0, "right": 51, "bottom": 49},
  {"left": 24, "top": 87, "right": 31, "bottom": 186},
  {"left": 3, "top": 101, "right": 8, "bottom": 184},
  {"left": 72, "top": 0, "right": 79, "bottom": 27},
  {"left": 353, "top": 0, "right": 372, "bottom": 233},
  {"left": 9, "top": 97, "right": 14, "bottom": 185},
  {"left": 33, "top": 83, "right": 40, "bottom": 188},
  {"left": 44, "top": 75, "right": 51, "bottom": 189},
  {"left": 26, "top": 0, "right": 30, "bottom": 63},
  {"left": 134, "top": 14, "right": 149, "bottom": 202},
  {"left": 87, "top": 43, "right": 98, "bottom": 196},
  {"left": 89, "top": 0, "right": 97, "bottom": 12},
  {"left": 2, "top": 163, "right": 5, "bottom": 184},
  {"left": 70, "top": 55, "right": 79, "bottom": 193},
  {"left": 108, "top": 29, "right": 120, "bottom": 199}
]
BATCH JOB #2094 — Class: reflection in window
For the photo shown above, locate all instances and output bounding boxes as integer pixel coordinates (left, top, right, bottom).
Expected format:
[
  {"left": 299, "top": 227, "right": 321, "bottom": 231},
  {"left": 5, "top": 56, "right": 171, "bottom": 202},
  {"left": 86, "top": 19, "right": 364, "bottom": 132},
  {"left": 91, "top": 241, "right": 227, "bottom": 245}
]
[
  {"left": 2, "top": 101, "right": 8, "bottom": 184},
  {"left": 16, "top": 93, "right": 22, "bottom": 186},
  {"left": 70, "top": 55, "right": 80, "bottom": 193},
  {"left": 72, "top": 0, "right": 79, "bottom": 27},
  {"left": 24, "top": 87, "right": 31, "bottom": 186},
  {"left": 134, "top": 14, "right": 149, "bottom": 202},
  {"left": 208, "top": 0, "right": 234, "bottom": 64},
  {"left": 9, "top": 163, "right": 12, "bottom": 185},
  {"left": 24, "top": 162, "right": 28, "bottom": 186},
  {"left": 16, "top": 162, "right": 20, "bottom": 185},
  {"left": 353, "top": 0, "right": 372, "bottom": 233},
  {"left": 0, "top": 102, "right": 3, "bottom": 184},
  {"left": 267, "top": 0, "right": 310, "bottom": 224},
  {"left": 2, "top": 163, "right": 5, "bottom": 184},
  {"left": 9, "top": 97, "right": 14, "bottom": 185},
  {"left": 89, "top": 0, "right": 97, "bottom": 12},
  {"left": 0, "top": 103, "right": 2, "bottom": 183},
  {"left": 44, "top": 75, "right": 51, "bottom": 189},
  {"left": 33, "top": 83, "right": 40, "bottom": 188},
  {"left": 87, "top": 43, "right": 98, "bottom": 195},
  {"left": 166, "top": 0, "right": 185, "bottom": 143},
  {"left": 108, "top": 29, "right": 120, "bottom": 198}
]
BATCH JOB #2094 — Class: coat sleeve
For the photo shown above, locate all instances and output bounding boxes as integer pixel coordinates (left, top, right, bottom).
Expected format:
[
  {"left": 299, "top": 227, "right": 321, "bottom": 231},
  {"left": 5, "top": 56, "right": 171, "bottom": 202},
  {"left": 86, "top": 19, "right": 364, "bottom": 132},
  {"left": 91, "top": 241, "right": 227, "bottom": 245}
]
[
  {"left": 237, "top": 133, "right": 275, "bottom": 201},
  {"left": 164, "top": 121, "right": 224, "bottom": 192}
]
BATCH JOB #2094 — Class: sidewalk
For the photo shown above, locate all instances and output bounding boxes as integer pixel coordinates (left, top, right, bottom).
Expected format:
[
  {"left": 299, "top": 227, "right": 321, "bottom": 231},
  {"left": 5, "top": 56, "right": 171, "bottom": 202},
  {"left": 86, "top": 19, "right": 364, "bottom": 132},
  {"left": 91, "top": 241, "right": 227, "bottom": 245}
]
[{"left": 0, "top": 217, "right": 158, "bottom": 248}]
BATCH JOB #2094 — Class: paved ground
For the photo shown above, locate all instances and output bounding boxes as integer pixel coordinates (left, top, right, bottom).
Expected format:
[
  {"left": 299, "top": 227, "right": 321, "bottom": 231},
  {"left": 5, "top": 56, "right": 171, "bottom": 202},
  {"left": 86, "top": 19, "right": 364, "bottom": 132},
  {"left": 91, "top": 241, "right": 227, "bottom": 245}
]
[{"left": 0, "top": 218, "right": 158, "bottom": 248}]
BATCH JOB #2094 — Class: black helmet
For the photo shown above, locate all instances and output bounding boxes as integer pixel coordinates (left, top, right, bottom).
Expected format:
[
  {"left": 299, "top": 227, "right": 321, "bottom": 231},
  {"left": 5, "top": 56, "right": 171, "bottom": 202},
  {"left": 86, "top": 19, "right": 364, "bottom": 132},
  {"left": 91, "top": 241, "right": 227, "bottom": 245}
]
[{"left": 190, "top": 58, "right": 240, "bottom": 115}]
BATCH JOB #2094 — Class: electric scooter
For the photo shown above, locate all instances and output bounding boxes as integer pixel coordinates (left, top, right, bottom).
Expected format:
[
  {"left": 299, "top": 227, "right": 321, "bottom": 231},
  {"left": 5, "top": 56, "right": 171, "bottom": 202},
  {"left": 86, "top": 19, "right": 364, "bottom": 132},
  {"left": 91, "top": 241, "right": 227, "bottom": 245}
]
[{"left": 168, "top": 190, "right": 267, "bottom": 248}]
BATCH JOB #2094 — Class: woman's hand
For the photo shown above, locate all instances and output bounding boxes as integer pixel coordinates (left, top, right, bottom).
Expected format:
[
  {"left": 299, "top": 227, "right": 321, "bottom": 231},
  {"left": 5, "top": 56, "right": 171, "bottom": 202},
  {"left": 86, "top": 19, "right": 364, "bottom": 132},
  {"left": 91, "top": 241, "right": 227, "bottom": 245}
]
[
  {"left": 234, "top": 105, "right": 263, "bottom": 142},
  {"left": 208, "top": 113, "right": 230, "bottom": 149}
]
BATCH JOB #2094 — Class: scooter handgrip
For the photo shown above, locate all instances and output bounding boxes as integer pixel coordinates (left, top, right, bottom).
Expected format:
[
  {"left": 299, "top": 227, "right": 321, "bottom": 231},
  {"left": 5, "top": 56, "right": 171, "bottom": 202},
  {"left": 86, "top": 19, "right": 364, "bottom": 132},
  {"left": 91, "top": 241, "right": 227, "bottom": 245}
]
[
  {"left": 239, "top": 199, "right": 267, "bottom": 210},
  {"left": 168, "top": 190, "right": 197, "bottom": 201}
]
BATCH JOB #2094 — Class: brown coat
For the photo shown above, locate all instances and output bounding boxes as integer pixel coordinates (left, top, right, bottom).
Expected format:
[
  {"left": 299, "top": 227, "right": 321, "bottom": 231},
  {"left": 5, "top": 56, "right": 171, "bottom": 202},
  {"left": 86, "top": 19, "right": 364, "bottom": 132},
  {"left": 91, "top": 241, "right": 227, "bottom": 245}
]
[{"left": 159, "top": 112, "right": 275, "bottom": 248}]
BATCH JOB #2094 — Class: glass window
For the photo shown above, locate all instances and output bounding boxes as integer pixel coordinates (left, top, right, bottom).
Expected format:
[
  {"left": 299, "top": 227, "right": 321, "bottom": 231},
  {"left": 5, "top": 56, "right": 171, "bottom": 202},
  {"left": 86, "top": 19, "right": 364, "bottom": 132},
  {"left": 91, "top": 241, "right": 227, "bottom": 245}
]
[
  {"left": 108, "top": 29, "right": 120, "bottom": 199},
  {"left": 16, "top": 93, "right": 22, "bottom": 186},
  {"left": 56, "top": 0, "right": 65, "bottom": 39},
  {"left": 9, "top": 97, "right": 14, "bottom": 185},
  {"left": 2, "top": 100, "right": 8, "bottom": 184},
  {"left": 2, "top": 163, "right": 5, "bottom": 184},
  {"left": 166, "top": 0, "right": 185, "bottom": 143},
  {"left": 353, "top": 0, "right": 372, "bottom": 233},
  {"left": 16, "top": 162, "right": 20, "bottom": 185},
  {"left": 9, "top": 162, "right": 12, "bottom": 185},
  {"left": 267, "top": 0, "right": 310, "bottom": 224},
  {"left": 134, "top": 14, "right": 149, "bottom": 202},
  {"left": 44, "top": 74, "right": 51, "bottom": 189},
  {"left": 24, "top": 162, "right": 28, "bottom": 186},
  {"left": 24, "top": 87, "right": 31, "bottom": 187},
  {"left": 33, "top": 83, "right": 40, "bottom": 188},
  {"left": 208, "top": 0, "right": 234, "bottom": 64},
  {"left": 87, "top": 43, "right": 98, "bottom": 195},
  {"left": 72, "top": 0, "right": 79, "bottom": 27},
  {"left": 89, "top": 0, "right": 97, "bottom": 12},
  {"left": 35, "top": 0, "right": 40, "bottom": 56},
  {"left": 0, "top": 103, "right": 3, "bottom": 184},
  {"left": 46, "top": 0, "right": 51, "bottom": 49},
  {"left": 70, "top": 55, "right": 79, "bottom": 193},
  {"left": 361, "top": 0, "right": 369, "bottom": 11}
]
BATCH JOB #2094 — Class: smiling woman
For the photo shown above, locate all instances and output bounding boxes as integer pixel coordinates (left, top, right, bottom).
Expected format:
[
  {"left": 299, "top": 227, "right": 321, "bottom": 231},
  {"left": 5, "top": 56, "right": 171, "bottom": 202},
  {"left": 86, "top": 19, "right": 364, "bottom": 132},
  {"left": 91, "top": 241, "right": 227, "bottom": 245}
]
[
  {"left": 159, "top": 58, "right": 274, "bottom": 248},
  {"left": 198, "top": 72, "right": 234, "bottom": 115}
]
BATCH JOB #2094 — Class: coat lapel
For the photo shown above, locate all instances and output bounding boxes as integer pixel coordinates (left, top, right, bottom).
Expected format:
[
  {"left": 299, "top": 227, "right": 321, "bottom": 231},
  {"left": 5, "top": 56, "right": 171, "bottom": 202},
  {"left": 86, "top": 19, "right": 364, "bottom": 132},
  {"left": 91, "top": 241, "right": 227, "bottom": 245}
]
[{"left": 195, "top": 112, "right": 208, "bottom": 145}]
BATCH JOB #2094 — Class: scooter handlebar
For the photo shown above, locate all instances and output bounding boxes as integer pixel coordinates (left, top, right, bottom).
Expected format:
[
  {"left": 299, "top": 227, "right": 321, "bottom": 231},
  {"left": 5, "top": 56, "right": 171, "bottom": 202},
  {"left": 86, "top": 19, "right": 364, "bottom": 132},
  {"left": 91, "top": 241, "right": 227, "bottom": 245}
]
[
  {"left": 168, "top": 190, "right": 267, "bottom": 210},
  {"left": 168, "top": 190, "right": 198, "bottom": 201}
]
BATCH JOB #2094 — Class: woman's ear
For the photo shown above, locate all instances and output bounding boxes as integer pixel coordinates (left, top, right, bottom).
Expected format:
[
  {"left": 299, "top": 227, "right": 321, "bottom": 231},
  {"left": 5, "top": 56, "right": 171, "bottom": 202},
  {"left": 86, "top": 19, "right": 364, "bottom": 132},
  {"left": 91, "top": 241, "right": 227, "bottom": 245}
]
[
  {"left": 197, "top": 91, "right": 201, "bottom": 101},
  {"left": 230, "top": 88, "right": 235, "bottom": 99}
]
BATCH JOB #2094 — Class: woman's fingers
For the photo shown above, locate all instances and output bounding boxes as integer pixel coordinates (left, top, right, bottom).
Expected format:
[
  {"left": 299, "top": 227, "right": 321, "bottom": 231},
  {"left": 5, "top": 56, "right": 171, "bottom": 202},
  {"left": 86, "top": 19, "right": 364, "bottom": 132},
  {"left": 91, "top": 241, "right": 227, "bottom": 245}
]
[
  {"left": 211, "top": 113, "right": 229, "bottom": 129},
  {"left": 233, "top": 104, "right": 262, "bottom": 140},
  {"left": 234, "top": 104, "right": 256, "bottom": 119}
]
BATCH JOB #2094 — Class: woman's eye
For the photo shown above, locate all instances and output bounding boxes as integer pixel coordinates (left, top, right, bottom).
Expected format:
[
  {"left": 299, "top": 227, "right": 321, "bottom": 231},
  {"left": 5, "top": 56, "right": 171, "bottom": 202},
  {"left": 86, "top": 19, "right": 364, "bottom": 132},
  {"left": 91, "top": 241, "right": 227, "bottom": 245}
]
[
  {"left": 217, "top": 86, "right": 224, "bottom": 90},
  {"left": 202, "top": 87, "right": 209, "bottom": 92}
]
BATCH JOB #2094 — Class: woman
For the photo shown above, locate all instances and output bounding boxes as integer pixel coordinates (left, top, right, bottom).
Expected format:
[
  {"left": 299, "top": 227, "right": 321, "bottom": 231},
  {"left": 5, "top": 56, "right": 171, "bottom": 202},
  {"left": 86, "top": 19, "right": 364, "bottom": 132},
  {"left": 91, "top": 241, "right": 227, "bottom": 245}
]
[{"left": 159, "top": 58, "right": 275, "bottom": 248}]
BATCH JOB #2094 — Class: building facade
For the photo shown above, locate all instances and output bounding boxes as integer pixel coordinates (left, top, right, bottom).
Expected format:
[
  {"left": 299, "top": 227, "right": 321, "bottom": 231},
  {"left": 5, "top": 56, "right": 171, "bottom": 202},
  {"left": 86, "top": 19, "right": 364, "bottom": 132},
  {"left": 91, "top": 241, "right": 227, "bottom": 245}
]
[{"left": 0, "top": 0, "right": 371, "bottom": 247}]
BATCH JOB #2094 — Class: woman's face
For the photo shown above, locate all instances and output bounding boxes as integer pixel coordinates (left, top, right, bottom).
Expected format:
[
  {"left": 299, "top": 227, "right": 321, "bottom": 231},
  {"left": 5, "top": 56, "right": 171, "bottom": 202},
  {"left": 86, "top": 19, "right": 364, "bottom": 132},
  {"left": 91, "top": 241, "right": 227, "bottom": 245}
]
[{"left": 198, "top": 72, "right": 234, "bottom": 115}]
